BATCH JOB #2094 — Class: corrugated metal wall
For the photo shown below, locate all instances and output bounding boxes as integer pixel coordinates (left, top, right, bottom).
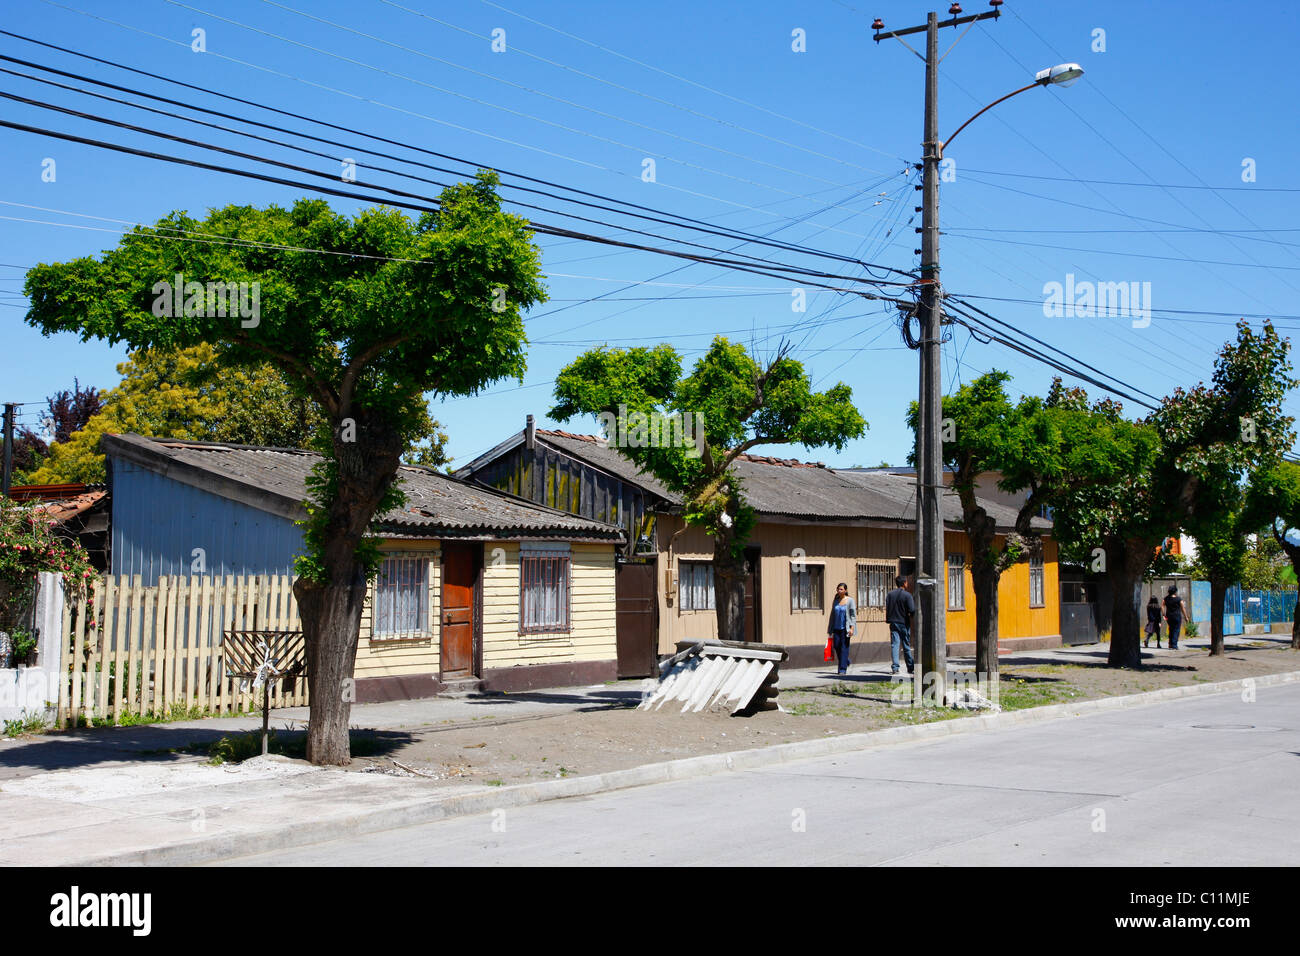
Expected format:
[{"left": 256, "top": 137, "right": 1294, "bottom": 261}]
[{"left": 110, "top": 459, "right": 305, "bottom": 583}]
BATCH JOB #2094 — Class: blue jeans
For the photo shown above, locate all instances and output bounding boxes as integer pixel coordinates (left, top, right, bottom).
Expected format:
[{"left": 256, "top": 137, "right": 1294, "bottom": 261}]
[
  {"left": 831, "top": 629, "right": 851, "bottom": 673},
  {"left": 1168, "top": 618, "right": 1182, "bottom": 649},
  {"left": 889, "top": 623, "right": 914, "bottom": 673}
]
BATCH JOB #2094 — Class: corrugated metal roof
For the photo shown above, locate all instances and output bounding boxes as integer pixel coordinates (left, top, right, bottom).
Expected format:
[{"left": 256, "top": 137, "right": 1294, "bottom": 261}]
[
  {"left": 639, "top": 641, "right": 784, "bottom": 714},
  {"left": 527, "top": 430, "right": 1049, "bottom": 532},
  {"left": 102, "top": 434, "right": 622, "bottom": 540}
]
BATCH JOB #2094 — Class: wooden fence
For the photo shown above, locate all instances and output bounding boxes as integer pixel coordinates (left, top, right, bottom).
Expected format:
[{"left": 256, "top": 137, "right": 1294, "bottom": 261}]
[{"left": 58, "top": 574, "right": 308, "bottom": 726}]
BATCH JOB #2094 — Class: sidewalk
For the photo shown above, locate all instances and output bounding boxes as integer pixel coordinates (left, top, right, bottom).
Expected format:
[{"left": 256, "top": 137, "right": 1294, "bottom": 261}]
[{"left": 0, "top": 638, "right": 1289, "bottom": 866}]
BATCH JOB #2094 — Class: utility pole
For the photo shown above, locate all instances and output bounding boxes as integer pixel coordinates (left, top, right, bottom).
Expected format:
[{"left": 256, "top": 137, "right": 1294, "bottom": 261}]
[
  {"left": 875, "top": 3, "right": 1003, "bottom": 705},
  {"left": 2, "top": 402, "right": 14, "bottom": 497}
]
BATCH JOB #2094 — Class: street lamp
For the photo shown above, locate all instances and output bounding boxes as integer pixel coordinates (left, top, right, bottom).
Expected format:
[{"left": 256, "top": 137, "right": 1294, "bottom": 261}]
[
  {"left": 873, "top": 6, "right": 1082, "bottom": 707},
  {"left": 942, "top": 63, "right": 1085, "bottom": 155}
]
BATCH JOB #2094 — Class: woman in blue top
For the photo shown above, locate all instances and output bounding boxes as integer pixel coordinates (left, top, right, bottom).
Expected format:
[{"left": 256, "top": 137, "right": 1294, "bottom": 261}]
[{"left": 827, "top": 582, "right": 857, "bottom": 676}]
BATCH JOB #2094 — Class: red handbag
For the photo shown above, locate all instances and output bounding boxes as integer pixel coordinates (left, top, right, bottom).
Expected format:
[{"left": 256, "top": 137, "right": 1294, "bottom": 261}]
[{"left": 823, "top": 637, "right": 834, "bottom": 662}]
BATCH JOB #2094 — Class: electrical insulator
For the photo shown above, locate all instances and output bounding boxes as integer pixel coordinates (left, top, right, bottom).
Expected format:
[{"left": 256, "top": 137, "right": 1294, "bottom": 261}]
[{"left": 872, "top": 18, "right": 884, "bottom": 29}]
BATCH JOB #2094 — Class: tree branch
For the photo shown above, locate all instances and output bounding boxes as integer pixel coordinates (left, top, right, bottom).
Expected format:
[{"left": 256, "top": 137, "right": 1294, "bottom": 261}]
[
  {"left": 231, "top": 332, "right": 340, "bottom": 416},
  {"left": 339, "top": 333, "right": 413, "bottom": 411}
]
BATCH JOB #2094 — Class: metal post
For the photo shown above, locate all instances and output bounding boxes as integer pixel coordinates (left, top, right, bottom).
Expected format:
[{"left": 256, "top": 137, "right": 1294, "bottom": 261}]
[
  {"left": 1, "top": 403, "right": 14, "bottom": 497},
  {"left": 262, "top": 681, "right": 270, "bottom": 756},
  {"left": 917, "top": 12, "right": 947, "bottom": 704}
]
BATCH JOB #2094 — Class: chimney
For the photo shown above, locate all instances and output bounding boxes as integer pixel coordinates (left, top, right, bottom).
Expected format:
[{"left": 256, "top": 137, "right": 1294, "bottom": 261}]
[{"left": 525, "top": 414, "right": 535, "bottom": 450}]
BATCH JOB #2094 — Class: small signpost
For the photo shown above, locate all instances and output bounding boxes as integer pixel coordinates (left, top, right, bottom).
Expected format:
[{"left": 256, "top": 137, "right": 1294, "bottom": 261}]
[{"left": 223, "top": 630, "right": 307, "bottom": 755}]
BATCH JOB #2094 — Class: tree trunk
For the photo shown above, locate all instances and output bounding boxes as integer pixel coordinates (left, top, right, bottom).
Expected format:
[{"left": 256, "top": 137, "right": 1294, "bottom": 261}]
[
  {"left": 296, "top": 571, "right": 367, "bottom": 765},
  {"left": 1106, "top": 540, "right": 1149, "bottom": 668},
  {"left": 713, "top": 531, "right": 747, "bottom": 643},
  {"left": 296, "top": 415, "right": 405, "bottom": 766},
  {"left": 972, "top": 559, "right": 1000, "bottom": 683},
  {"left": 1293, "top": 591, "right": 1299, "bottom": 650},
  {"left": 1208, "top": 576, "right": 1226, "bottom": 656}
]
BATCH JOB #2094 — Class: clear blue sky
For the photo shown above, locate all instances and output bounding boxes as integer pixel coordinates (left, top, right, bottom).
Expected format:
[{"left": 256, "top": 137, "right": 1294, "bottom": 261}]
[{"left": 2, "top": 0, "right": 1298, "bottom": 467}]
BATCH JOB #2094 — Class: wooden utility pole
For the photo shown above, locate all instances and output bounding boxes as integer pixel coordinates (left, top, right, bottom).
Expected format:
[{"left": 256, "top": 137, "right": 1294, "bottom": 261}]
[
  {"left": 1, "top": 403, "right": 14, "bottom": 497},
  {"left": 874, "top": 3, "right": 1003, "bottom": 705}
]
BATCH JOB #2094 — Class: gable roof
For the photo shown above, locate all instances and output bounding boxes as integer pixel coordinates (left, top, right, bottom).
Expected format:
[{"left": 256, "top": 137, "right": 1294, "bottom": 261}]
[
  {"left": 101, "top": 433, "right": 623, "bottom": 542},
  {"left": 460, "top": 427, "right": 1050, "bottom": 533}
]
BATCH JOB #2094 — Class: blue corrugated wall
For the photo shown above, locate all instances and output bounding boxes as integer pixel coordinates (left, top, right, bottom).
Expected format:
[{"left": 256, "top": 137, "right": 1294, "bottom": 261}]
[{"left": 109, "top": 459, "right": 305, "bottom": 583}]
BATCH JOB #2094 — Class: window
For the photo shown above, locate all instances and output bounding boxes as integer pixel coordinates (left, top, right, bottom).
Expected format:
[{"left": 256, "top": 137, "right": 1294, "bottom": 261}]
[
  {"left": 857, "top": 563, "right": 891, "bottom": 609},
  {"left": 947, "top": 553, "right": 966, "bottom": 610},
  {"left": 373, "top": 554, "right": 429, "bottom": 638},
  {"left": 790, "top": 563, "right": 824, "bottom": 611},
  {"left": 521, "top": 552, "right": 570, "bottom": 634},
  {"left": 1029, "top": 554, "right": 1045, "bottom": 607},
  {"left": 678, "top": 561, "right": 715, "bottom": 610}
]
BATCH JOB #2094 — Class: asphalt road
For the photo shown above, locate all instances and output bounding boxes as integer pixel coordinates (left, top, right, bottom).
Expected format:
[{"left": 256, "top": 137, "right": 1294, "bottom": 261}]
[{"left": 220, "top": 682, "right": 1300, "bottom": 866}]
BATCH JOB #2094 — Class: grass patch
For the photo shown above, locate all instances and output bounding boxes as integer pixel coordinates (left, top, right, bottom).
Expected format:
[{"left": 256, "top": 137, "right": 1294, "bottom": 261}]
[
  {"left": 3, "top": 709, "right": 47, "bottom": 738},
  {"left": 996, "top": 677, "right": 1083, "bottom": 711}
]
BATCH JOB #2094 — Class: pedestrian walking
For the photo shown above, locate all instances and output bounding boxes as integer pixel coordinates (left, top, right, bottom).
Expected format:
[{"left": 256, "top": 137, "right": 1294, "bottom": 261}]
[
  {"left": 1144, "top": 595, "right": 1162, "bottom": 648},
  {"left": 1163, "top": 585, "right": 1186, "bottom": 650},
  {"left": 885, "top": 574, "right": 916, "bottom": 676},
  {"left": 827, "top": 582, "right": 856, "bottom": 675}
]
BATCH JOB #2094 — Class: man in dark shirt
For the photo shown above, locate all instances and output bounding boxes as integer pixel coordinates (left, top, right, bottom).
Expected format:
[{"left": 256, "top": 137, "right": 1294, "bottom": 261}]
[
  {"left": 885, "top": 575, "right": 916, "bottom": 676},
  {"left": 1163, "top": 585, "right": 1186, "bottom": 650}
]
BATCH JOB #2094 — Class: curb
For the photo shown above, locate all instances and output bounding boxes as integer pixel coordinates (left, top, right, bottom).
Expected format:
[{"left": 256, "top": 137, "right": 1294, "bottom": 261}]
[{"left": 74, "top": 667, "right": 1300, "bottom": 866}]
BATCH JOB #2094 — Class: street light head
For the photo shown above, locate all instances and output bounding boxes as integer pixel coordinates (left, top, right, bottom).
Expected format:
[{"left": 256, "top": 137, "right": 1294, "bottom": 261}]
[{"left": 1035, "top": 63, "right": 1085, "bottom": 87}]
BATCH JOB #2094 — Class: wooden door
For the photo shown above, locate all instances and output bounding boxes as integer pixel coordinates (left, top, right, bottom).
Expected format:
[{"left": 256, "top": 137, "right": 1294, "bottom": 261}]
[
  {"left": 441, "top": 543, "right": 477, "bottom": 678},
  {"left": 615, "top": 561, "right": 658, "bottom": 678}
]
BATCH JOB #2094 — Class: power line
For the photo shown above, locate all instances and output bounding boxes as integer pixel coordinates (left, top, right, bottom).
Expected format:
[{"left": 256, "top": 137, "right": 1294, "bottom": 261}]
[{"left": 0, "top": 34, "right": 913, "bottom": 270}]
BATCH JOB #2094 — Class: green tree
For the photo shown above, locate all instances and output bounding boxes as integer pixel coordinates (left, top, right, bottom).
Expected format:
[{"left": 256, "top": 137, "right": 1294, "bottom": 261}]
[
  {"left": 1245, "top": 461, "right": 1300, "bottom": 646},
  {"left": 27, "top": 345, "right": 322, "bottom": 483},
  {"left": 23, "top": 174, "right": 543, "bottom": 764},
  {"left": 908, "top": 371, "right": 1054, "bottom": 682},
  {"left": 1041, "top": 322, "right": 1293, "bottom": 666},
  {"left": 551, "top": 338, "right": 865, "bottom": 642}
]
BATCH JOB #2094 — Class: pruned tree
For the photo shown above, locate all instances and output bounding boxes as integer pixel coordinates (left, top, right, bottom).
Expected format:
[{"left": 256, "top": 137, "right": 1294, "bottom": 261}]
[
  {"left": 1245, "top": 461, "right": 1300, "bottom": 647},
  {"left": 908, "top": 371, "right": 1054, "bottom": 682},
  {"left": 1041, "top": 321, "right": 1294, "bottom": 666},
  {"left": 23, "top": 172, "right": 545, "bottom": 764},
  {"left": 550, "top": 337, "right": 866, "bottom": 642}
]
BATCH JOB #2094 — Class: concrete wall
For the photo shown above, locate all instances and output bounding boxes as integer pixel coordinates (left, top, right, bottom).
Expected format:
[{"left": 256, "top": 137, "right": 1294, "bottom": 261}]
[{"left": 0, "top": 573, "right": 64, "bottom": 722}]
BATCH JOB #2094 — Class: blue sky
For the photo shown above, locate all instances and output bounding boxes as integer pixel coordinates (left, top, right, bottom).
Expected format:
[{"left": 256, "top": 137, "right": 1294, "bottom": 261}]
[{"left": 2, "top": 0, "right": 1298, "bottom": 468}]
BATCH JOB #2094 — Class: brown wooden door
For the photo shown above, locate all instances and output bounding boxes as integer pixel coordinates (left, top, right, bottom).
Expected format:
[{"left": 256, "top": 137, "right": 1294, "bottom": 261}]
[
  {"left": 743, "top": 546, "right": 761, "bottom": 643},
  {"left": 441, "top": 543, "right": 477, "bottom": 678},
  {"left": 615, "top": 561, "right": 658, "bottom": 678}
]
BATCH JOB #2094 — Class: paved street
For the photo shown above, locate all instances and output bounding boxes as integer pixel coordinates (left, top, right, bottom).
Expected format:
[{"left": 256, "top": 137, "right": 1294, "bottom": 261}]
[{"left": 218, "top": 681, "right": 1300, "bottom": 866}]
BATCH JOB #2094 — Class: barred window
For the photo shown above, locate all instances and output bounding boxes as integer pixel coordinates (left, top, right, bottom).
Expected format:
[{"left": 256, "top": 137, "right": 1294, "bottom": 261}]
[
  {"left": 947, "top": 553, "right": 966, "bottom": 610},
  {"left": 373, "top": 554, "right": 429, "bottom": 638},
  {"left": 857, "top": 563, "right": 891, "bottom": 609},
  {"left": 521, "top": 552, "right": 570, "bottom": 634},
  {"left": 678, "top": 561, "right": 715, "bottom": 611},
  {"left": 1030, "top": 554, "right": 1045, "bottom": 608},
  {"left": 791, "top": 563, "right": 824, "bottom": 611}
]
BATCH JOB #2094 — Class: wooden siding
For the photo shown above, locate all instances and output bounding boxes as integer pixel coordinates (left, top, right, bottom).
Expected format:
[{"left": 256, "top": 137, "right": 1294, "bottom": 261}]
[
  {"left": 469, "top": 442, "right": 654, "bottom": 554},
  {"left": 942, "top": 533, "right": 1061, "bottom": 643},
  {"left": 655, "top": 516, "right": 1060, "bottom": 653},
  {"left": 481, "top": 542, "right": 617, "bottom": 668}
]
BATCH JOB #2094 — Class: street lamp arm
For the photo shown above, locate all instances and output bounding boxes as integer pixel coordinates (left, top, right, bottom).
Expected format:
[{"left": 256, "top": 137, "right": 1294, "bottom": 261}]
[{"left": 940, "top": 80, "right": 1039, "bottom": 156}]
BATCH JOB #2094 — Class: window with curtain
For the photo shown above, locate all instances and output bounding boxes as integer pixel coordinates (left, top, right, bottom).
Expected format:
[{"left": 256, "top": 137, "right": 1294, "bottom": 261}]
[
  {"left": 373, "top": 554, "right": 429, "bottom": 638},
  {"left": 947, "top": 553, "right": 966, "bottom": 610},
  {"left": 520, "top": 552, "right": 570, "bottom": 634},
  {"left": 857, "top": 563, "right": 891, "bottom": 609},
  {"left": 678, "top": 561, "right": 715, "bottom": 610},
  {"left": 790, "top": 563, "right": 824, "bottom": 611},
  {"left": 1030, "top": 554, "right": 1045, "bottom": 607}
]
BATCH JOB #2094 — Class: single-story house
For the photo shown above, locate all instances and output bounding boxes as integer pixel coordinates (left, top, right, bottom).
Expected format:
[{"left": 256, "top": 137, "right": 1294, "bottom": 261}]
[
  {"left": 456, "top": 419, "right": 1061, "bottom": 672},
  {"left": 101, "top": 433, "right": 624, "bottom": 700}
]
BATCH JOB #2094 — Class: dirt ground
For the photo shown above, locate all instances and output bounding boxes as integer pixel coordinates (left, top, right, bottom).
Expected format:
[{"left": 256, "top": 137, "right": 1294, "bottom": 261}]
[{"left": 341, "top": 638, "right": 1300, "bottom": 789}]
